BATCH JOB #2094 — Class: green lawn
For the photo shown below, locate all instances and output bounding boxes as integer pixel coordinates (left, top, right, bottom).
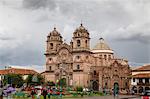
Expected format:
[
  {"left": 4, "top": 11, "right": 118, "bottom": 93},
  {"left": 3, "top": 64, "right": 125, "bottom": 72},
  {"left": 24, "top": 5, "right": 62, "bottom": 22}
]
[{"left": 10, "top": 91, "right": 107, "bottom": 99}]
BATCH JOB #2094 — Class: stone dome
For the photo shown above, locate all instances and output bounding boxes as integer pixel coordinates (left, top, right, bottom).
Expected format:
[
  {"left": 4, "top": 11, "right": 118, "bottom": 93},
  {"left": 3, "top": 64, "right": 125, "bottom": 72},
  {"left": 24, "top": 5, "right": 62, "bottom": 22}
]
[{"left": 92, "top": 38, "right": 114, "bottom": 53}]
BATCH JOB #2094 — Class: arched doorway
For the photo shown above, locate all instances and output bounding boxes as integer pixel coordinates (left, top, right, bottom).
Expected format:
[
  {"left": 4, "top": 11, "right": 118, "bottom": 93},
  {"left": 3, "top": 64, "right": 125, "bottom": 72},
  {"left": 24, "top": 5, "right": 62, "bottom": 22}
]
[
  {"left": 58, "top": 78, "right": 66, "bottom": 87},
  {"left": 113, "top": 82, "right": 119, "bottom": 94},
  {"left": 92, "top": 81, "right": 99, "bottom": 91}
]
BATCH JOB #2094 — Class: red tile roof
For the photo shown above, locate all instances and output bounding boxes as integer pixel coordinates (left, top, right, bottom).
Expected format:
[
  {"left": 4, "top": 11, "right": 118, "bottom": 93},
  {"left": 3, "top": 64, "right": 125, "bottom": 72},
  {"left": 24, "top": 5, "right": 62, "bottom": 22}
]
[
  {"left": 132, "top": 73, "right": 150, "bottom": 78},
  {"left": 0, "top": 68, "right": 38, "bottom": 75},
  {"left": 133, "top": 64, "right": 150, "bottom": 71}
]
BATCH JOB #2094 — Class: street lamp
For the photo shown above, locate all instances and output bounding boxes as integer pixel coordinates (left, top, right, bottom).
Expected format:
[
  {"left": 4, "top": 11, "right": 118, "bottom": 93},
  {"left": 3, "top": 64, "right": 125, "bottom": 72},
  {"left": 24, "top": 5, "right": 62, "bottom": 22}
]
[
  {"left": 59, "top": 66, "right": 63, "bottom": 98},
  {"left": 88, "top": 72, "right": 90, "bottom": 89}
]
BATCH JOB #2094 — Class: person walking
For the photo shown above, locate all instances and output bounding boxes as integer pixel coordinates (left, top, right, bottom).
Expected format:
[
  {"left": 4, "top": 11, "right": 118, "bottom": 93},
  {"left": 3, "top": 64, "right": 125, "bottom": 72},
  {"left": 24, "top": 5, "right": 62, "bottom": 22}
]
[
  {"left": 42, "top": 87, "right": 48, "bottom": 99},
  {"left": 0, "top": 85, "right": 3, "bottom": 99},
  {"left": 31, "top": 87, "right": 36, "bottom": 99}
]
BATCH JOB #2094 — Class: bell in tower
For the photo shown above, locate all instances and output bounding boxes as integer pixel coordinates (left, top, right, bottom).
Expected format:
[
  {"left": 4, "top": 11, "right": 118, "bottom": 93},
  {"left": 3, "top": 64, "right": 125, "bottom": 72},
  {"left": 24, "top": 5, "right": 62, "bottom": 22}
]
[
  {"left": 72, "top": 23, "right": 90, "bottom": 51},
  {"left": 46, "top": 27, "right": 63, "bottom": 54}
]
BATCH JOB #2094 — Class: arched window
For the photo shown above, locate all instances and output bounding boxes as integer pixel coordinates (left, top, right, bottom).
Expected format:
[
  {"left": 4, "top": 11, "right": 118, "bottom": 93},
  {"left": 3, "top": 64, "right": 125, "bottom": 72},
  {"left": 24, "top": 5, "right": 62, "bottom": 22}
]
[
  {"left": 77, "top": 65, "right": 80, "bottom": 69},
  {"left": 49, "top": 58, "right": 52, "bottom": 61},
  {"left": 50, "top": 43, "right": 53, "bottom": 49},
  {"left": 145, "top": 78, "right": 149, "bottom": 83},
  {"left": 76, "top": 56, "right": 80, "bottom": 59},
  {"left": 78, "top": 33, "right": 80, "bottom": 36},
  {"left": 85, "top": 40, "right": 88, "bottom": 47},
  {"left": 104, "top": 55, "right": 107, "bottom": 60},
  {"left": 108, "top": 55, "right": 111, "bottom": 59},
  {"left": 49, "top": 66, "right": 52, "bottom": 71},
  {"left": 77, "top": 40, "right": 81, "bottom": 47},
  {"left": 94, "top": 70, "right": 96, "bottom": 75}
]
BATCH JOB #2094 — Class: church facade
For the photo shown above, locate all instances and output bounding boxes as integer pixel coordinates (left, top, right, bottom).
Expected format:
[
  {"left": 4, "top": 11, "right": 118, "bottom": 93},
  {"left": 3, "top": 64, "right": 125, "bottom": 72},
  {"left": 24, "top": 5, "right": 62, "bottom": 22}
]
[{"left": 42, "top": 24, "right": 131, "bottom": 91}]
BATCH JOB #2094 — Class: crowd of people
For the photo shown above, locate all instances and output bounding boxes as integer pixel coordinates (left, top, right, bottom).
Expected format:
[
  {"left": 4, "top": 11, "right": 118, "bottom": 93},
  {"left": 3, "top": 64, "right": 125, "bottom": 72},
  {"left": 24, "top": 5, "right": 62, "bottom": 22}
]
[{"left": 24, "top": 85, "right": 64, "bottom": 99}]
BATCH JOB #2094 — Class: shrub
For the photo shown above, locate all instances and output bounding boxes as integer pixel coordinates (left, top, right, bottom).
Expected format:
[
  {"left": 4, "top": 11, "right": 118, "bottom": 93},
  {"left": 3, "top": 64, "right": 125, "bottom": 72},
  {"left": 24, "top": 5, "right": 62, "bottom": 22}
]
[{"left": 76, "top": 86, "right": 83, "bottom": 92}]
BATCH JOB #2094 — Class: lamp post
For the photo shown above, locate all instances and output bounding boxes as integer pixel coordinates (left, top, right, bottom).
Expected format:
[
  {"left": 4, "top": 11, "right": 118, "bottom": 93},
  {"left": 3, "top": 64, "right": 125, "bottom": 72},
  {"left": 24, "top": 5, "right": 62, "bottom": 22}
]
[
  {"left": 59, "top": 66, "right": 63, "bottom": 98},
  {"left": 88, "top": 72, "right": 90, "bottom": 89}
]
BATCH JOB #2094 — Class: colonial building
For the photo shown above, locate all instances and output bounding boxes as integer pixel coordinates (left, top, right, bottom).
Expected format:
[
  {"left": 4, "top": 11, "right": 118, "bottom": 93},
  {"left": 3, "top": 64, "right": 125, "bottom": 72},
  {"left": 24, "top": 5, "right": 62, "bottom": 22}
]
[
  {"left": 131, "top": 64, "right": 150, "bottom": 94},
  {"left": 42, "top": 24, "right": 131, "bottom": 91},
  {"left": 0, "top": 66, "right": 38, "bottom": 81}
]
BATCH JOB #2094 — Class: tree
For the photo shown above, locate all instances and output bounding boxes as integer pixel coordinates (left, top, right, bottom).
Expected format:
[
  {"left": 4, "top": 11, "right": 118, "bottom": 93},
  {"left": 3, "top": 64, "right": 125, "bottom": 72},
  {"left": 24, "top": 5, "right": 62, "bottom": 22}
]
[
  {"left": 57, "top": 78, "right": 66, "bottom": 87},
  {"left": 47, "top": 81, "right": 55, "bottom": 86},
  {"left": 3, "top": 74, "right": 24, "bottom": 87},
  {"left": 25, "top": 74, "right": 45, "bottom": 86}
]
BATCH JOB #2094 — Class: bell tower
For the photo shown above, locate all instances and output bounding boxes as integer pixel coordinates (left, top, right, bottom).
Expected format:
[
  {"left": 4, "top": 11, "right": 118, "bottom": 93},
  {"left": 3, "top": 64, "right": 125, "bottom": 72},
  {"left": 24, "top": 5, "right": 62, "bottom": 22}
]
[
  {"left": 46, "top": 27, "right": 63, "bottom": 54},
  {"left": 72, "top": 24, "right": 90, "bottom": 51},
  {"left": 72, "top": 24, "right": 91, "bottom": 87}
]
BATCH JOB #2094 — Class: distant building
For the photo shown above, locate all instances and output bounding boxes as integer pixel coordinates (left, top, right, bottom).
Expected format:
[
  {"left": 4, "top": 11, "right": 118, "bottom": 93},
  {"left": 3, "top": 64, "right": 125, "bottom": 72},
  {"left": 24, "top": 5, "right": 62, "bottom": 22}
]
[
  {"left": 0, "top": 66, "right": 38, "bottom": 81},
  {"left": 131, "top": 64, "right": 150, "bottom": 94},
  {"left": 42, "top": 24, "right": 131, "bottom": 91}
]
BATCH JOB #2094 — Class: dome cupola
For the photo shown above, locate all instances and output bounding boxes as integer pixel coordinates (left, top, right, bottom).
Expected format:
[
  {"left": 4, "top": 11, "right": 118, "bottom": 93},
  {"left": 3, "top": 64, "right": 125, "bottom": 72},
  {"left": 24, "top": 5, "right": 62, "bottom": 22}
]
[
  {"left": 92, "top": 38, "right": 114, "bottom": 54},
  {"left": 47, "top": 27, "right": 62, "bottom": 42},
  {"left": 73, "top": 24, "right": 89, "bottom": 38},
  {"left": 50, "top": 27, "right": 60, "bottom": 36}
]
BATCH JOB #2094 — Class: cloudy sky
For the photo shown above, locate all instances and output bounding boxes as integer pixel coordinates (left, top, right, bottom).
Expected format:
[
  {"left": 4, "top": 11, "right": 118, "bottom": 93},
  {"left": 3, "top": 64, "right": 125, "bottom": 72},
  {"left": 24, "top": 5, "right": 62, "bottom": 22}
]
[{"left": 0, "top": 0, "right": 150, "bottom": 72}]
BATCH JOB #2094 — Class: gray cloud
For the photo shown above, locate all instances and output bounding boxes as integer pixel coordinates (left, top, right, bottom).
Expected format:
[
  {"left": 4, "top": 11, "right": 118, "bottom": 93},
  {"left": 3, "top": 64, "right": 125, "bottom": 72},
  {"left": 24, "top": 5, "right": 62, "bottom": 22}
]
[
  {"left": 0, "top": 0, "right": 150, "bottom": 70},
  {"left": 110, "top": 22, "right": 150, "bottom": 44},
  {"left": 22, "top": 0, "right": 56, "bottom": 10},
  {"left": 0, "top": 37, "right": 15, "bottom": 41},
  {"left": 115, "top": 32, "right": 150, "bottom": 44},
  {"left": 0, "top": 44, "right": 44, "bottom": 66}
]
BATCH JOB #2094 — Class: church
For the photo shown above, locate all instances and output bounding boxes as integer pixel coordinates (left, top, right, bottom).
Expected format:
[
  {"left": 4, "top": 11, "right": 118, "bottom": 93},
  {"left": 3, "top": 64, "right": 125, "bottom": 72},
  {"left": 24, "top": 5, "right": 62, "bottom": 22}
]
[{"left": 42, "top": 23, "right": 131, "bottom": 91}]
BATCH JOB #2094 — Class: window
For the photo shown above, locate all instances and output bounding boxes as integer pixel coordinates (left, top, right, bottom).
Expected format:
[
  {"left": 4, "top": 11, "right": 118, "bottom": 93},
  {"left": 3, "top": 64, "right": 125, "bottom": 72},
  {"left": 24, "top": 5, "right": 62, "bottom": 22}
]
[
  {"left": 139, "top": 78, "right": 143, "bottom": 83},
  {"left": 94, "top": 70, "right": 96, "bottom": 75},
  {"left": 77, "top": 65, "right": 80, "bottom": 70},
  {"left": 133, "top": 78, "right": 135, "bottom": 82},
  {"left": 145, "top": 78, "right": 149, "bottom": 84},
  {"left": 78, "top": 33, "right": 80, "bottom": 36},
  {"left": 125, "top": 82, "right": 128, "bottom": 87},
  {"left": 49, "top": 66, "right": 52, "bottom": 71},
  {"left": 85, "top": 40, "right": 88, "bottom": 47},
  {"left": 108, "top": 55, "right": 111, "bottom": 59},
  {"left": 49, "top": 58, "right": 52, "bottom": 61},
  {"left": 77, "top": 40, "right": 81, "bottom": 47},
  {"left": 104, "top": 55, "right": 107, "bottom": 60},
  {"left": 99, "top": 55, "right": 102, "bottom": 59},
  {"left": 76, "top": 56, "right": 80, "bottom": 59},
  {"left": 86, "top": 56, "right": 89, "bottom": 59},
  {"left": 50, "top": 43, "right": 53, "bottom": 49}
]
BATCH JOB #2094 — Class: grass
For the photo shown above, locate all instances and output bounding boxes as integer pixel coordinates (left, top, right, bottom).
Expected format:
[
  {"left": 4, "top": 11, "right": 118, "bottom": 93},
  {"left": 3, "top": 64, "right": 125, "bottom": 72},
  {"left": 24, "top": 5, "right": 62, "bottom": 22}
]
[{"left": 8, "top": 92, "right": 107, "bottom": 99}]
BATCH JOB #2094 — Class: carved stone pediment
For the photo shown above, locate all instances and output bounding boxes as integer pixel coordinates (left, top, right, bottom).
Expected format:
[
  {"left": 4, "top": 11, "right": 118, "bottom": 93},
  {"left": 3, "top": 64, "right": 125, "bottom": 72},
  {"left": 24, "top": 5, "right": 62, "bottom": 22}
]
[
  {"left": 56, "top": 45, "right": 73, "bottom": 63},
  {"left": 56, "top": 43, "right": 72, "bottom": 53}
]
